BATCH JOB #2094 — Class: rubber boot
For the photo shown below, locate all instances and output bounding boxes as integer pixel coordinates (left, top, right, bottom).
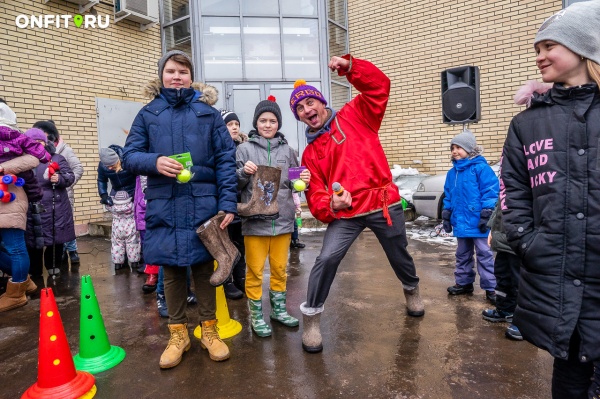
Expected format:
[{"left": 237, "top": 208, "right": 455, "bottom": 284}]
[
  {"left": 159, "top": 323, "right": 191, "bottom": 369},
  {"left": 199, "top": 320, "right": 230, "bottom": 361},
  {"left": 196, "top": 212, "right": 241, "bottom": 286},
  {"left": 25, "top": 275, "right": 37, "bottom": 295},
  {"left": 237, "top": 165, "right": 281, "bottom": 220},
  {"left": 269, "top": 290, "right": 299, "bottom": 327},
  {"left": 0, "top": 279, "right": 28, "bottom": 312},
  {"left": 301, "top": 311, "right": 323, "bottom": 353},
  {"left": 142, "top": 273, "right": 158, "bottom": 293},
  {"left": 248, "top": 299, "right": 272, "bottom": 337},
  {"left": 403, "top": 285, "right": 425, "bottom": 317}
]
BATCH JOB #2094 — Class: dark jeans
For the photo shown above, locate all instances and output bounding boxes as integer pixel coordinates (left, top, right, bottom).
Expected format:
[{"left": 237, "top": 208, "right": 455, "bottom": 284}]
[
  {"left": 28, "top": 244, "right": 64, "bottom": 278},
  {"left": 494, "top": 251, "right": 521, "bottom": 313},
  {"left": 228, "top": 221, "right": 246, "bottom": 284},
  {"left": 0, "top": 228, "right": 29, "bottom": 282},
  {"left": 552, "top": 330, "right": 594, "bottom": 399},
  {"left": 163, "top": 261, "right": 215, "bottom": 325},
  {"left": 306, "top": 204, "right": 419, "bottom": 308}
]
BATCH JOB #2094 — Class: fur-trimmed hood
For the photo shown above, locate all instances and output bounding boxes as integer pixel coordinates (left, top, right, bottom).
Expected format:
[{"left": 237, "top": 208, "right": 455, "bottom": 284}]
[{"left": 143, "top": 78, "right": 218, "bottom": 106}]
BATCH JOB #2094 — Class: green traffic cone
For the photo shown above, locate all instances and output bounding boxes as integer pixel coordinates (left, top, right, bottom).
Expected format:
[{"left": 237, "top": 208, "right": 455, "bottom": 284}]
[{"left": 73, "top": 275, "right": 126, "bottom": 374}]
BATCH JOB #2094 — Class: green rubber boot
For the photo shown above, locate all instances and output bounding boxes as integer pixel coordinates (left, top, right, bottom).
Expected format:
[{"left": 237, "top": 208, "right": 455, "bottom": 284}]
[
  {"left": 248, "top": 299, "right": 272, "bottom": 337},
  {"left": 269, "top": 290, "right": 299, "bottom": 327}
]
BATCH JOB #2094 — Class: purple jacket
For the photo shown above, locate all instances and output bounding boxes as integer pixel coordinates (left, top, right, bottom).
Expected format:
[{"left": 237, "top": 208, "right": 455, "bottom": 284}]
[
  {"left": 134, "top": 175, "right": 147, "bottom": 231},
  {"left": 0, "top": 126, "right": 51, "bottom": 164}
]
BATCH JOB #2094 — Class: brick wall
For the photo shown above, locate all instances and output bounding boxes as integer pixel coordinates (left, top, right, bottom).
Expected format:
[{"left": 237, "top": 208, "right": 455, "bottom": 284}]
[
  {"left": 0, "top": 0, "right": 160, "bottom": 233},
  {"left": 347, "top": 0, "right": 561, "bottom": 174}
]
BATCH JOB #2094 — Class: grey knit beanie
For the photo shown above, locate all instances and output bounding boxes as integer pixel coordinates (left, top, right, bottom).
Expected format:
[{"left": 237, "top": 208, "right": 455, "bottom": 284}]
[
  {"left": 0, "top": 102, "right": 18, "bottom": 130},
  {"left": 450, "top": 129, "right": 477, "bottom": 153},
  {"left": 99, "top": 147, "right": 120, "bottom": 167},
  {"left": 253, "top": 96, "right": 282, "bottom": 130},
  {"left": 535, "top": 1, "right": 600, "bottom": 65},
  {"left": 157, "top": 50, "right": 195, "bottom": 85}
]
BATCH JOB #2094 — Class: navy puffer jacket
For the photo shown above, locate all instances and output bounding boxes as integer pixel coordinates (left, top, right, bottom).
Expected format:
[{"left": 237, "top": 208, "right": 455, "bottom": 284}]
[
  {"left": 501, "top": 82, "right": 600, "bottom": 362},
  {"left": 122, "top": 84, "right": 237, "bottom": 267}
]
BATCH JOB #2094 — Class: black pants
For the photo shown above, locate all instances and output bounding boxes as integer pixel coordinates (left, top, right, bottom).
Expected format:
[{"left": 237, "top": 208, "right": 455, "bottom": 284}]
[
  {"left": 306, "top": 204, "right": 419, "bottom": 308},
  {"left": 228, "top": 221, "right": 246, "bottom": 284},
  {"left": 163, "top": 261, "right": 215, "bottom": 325},
  {"left": 552, "top": 330, "right": 594, "bottom": 399},
  {"left": 28, "top": 245, "right": 64, "bottom": 277},
  {"left": 494, "top": 251, "right": 521, "bottom": 313}
]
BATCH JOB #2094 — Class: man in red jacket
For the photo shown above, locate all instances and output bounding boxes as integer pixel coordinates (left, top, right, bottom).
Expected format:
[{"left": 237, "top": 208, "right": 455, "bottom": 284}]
[{"left": 291, "top": 55, "right": 424, "bottom": 353}]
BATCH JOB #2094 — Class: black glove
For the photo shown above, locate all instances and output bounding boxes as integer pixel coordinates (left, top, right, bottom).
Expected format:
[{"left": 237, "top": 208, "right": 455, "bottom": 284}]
[
  {"left": 441, "top": 209, "right": 452, "bottom": 233},
  {"left": 478, "top": 209, "right": 494, "bottom": 233},
  {"left": 100, "top": 193, "right": 113, "bottom": 206}
]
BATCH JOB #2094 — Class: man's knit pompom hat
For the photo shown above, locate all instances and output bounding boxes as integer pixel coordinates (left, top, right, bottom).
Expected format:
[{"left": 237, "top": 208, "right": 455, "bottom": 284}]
[
  {"left": 289, "top": 79, "right": 327, "bottom": 120},
  {"left": 450, "top": 129, "right": 477, "bottom": 154},
  {"left": 535, "top": 1, "right": 600, "bottom": 65},
  {"left": 253, "top": 95, "right": 282, "bottom": 130}
]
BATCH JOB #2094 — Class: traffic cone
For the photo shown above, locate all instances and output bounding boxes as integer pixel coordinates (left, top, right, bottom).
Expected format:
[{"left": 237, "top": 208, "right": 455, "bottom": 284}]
[
  {"left": 194, "top": 261, "right": 242, "bottom": 340},
  {"left": 73, "top": 275, "right": 126, "bottom": 374},
  {"left": 22, "top": 288, "right": 96, "bottom": 399}
]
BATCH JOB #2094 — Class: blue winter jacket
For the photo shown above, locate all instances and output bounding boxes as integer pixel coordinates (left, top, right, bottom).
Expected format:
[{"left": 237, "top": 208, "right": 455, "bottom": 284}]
[
  {"left": 122, "top": 86, "right": 237, "bottom": 267},
  {"left": 443, "top": 155, "right": 499, "bottom": 238}
]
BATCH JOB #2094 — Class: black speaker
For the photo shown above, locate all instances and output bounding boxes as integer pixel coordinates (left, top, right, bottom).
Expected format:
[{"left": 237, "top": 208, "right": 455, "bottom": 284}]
[{"left": 441, "top": 66, "right": 481, "bottom": 124}]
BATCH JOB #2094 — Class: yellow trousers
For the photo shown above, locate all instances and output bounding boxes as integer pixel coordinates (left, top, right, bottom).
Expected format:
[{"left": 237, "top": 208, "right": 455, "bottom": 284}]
[{"left": 244, "top": 234, "right": 291, "bottom": 300}]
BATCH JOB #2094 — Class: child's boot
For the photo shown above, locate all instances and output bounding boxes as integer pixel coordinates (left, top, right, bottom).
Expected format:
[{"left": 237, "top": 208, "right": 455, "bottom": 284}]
[
  {"left": 159, "top": 323, "right": 191, "bottom": 369},
  {"left": 269, "top": 290, "right": 299, "bottom": 327},
  {"left": 447, "top": 283, "right": 474, "bottom": 295},
  {"left": 157, "top": 293, "right": 168, "bottom": 318},
  {"left": 199, "top": 320, "right": 230, "bottom": 361},
  {"left": 142, "top": 273, "right": 158, "bottom": 293},
  {"left": 248, "top": 298, "right": 271, "bottom": 337}
]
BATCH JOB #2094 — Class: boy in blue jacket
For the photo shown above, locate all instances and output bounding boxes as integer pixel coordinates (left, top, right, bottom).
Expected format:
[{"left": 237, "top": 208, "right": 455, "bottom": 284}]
[{"left": 442, "top": 129, "right": 499, "bottom": 303}]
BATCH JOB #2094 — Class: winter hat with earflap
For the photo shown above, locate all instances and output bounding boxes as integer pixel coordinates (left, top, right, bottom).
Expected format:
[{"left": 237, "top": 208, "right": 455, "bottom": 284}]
[
  {"left": 289, "top": 79, "right": 327, "bottom": 120},
  {"left": 450, "top": 129, "right": 477, "bottom": 154},
  {"left": 534, "top": 1, "right": 600, "bottom": 65},
  {"left": 221, "top": 110, "right": 240, "bottom": 125},
  {"left": 253, "top": 95, "right": 282, "bottom": 130},
  {"left": 0, "top": 102, "right": 18, "bottom": 130},
  {"left": 157, "top": 50, "right": 195, "bottom": 85},
  {"left": 112, "top": 190, "right": 131, "bottom": 205}
]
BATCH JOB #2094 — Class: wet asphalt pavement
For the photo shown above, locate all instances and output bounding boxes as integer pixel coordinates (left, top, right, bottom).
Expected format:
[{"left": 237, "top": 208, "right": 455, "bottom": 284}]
[{"left": 1, "top": 222, "right": 552, "bottom": 399}]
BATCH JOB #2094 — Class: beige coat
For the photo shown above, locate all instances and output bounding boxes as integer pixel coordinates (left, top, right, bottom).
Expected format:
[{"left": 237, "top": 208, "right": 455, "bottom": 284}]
[{"left": 0, "top": 154, "right": 40, "bottom": 230}]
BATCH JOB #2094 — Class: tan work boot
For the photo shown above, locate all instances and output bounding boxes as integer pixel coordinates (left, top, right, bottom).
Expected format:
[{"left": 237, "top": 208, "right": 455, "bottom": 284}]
[
  {"left": 403, "top": 285, "right": 425, "bottom": 317},
  {"left": 0, "top": 279, "right": 28, "bottom": 312},
  {"left": 25, "top": 276, "right": 37, "bottom": 295},
  {"left": 159, "top": 323, "right": 191, "bottom": 369},
  {"left": 200, "top": 320, "right": 230, "bottom": 361}
]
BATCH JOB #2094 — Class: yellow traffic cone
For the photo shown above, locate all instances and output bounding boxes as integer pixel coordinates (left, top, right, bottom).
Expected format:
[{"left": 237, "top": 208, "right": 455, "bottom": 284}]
[{"left": 194, "top": 261, "right": 242, "bottom": 340}]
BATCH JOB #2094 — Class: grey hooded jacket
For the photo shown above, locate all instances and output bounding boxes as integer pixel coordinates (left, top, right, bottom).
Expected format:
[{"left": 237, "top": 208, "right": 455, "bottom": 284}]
[{"left": 236, "top": 132, "right": 298, "bottom": 236}]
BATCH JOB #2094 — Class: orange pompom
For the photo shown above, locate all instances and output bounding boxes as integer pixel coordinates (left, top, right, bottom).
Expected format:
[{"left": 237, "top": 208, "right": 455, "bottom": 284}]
[
  {"left": 268, "top": 95, "right": 276, "bottom": 102},
  {"left": 293, "top": 79, "right": 306, "bottom": 89}
]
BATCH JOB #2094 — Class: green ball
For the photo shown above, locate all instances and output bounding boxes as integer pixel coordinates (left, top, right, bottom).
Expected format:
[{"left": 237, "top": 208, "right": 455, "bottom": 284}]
[
  {"left": 293, "top": 179, "right": 307, "bottom": 191},
  {"left": 177, "top": 169, "right": 191, "bottom": 183}
]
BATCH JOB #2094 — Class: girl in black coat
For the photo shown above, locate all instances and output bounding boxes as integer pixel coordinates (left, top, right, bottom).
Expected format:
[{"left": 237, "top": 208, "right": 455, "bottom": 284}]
[
  {"left": 24, "top": 130, "right": 75, "bottom": 277},
  {"left": 500, "top": 2, "right": 600, "bottom": 398}
]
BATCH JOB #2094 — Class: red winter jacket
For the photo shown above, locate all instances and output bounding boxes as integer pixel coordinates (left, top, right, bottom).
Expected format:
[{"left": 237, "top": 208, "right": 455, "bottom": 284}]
[{"left": 302, "top": 56, "right": 400, "bottom": 224}]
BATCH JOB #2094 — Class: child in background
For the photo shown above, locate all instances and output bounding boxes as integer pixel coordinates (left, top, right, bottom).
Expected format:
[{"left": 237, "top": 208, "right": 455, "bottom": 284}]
[
  {"left": 290, "top": 191, "right": 305, "bottom": 249},
  {"left": 105, "top": 190, "right": 141, "bottom": 271},
  {"left": 500, "top": 3, "right": 600, "bottom": 396},
  {"left": 442, "top": 129, "right": 499, "bottom": 303},
  {"left": 236, "top": 96, "right": 310, "bottom": 337},
  {"left": 221, "top": 109, "right": 247, "bottom": 299}
]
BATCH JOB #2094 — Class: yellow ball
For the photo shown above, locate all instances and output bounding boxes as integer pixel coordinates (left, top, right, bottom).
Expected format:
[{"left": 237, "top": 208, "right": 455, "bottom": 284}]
[
  {"left": 177, "top": 169, "right": 191, "bottom": 183},
  {"left": 293, "top": 179, "right": 307, "bottom": 191}
]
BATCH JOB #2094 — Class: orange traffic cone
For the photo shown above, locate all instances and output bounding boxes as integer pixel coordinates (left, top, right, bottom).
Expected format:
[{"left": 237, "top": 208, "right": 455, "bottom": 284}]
[{"left": 22, "top": 288, "right": 97, "bottom": 399}]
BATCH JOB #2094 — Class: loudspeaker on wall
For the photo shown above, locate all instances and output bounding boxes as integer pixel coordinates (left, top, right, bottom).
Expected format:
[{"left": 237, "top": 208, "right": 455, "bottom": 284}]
[{"left": 441, "top": 66, "right": 480, "bottom": 124}]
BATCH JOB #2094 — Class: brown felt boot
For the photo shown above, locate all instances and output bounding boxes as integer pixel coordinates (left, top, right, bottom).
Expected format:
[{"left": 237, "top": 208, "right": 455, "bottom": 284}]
[
  {"left": 0, "top": 279, "right": 28, "bottom": 312},
  {"left": 200, "top": 319, "right": 230, "bottom": 361},
  {"left": 25, "top": 276, "right": 37, "bottom": 295},
  {"left": 237, "top": 165, "right": 281, "bottom": 220},
  {"left": 196, "top": 212, "right": 241, "bottom": 286},
  {"left": 403, "top": 285, "right": 425, "bottom": 317},
  {"left": 159, "top": 323, "right": 191, "bottom": 369}
]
